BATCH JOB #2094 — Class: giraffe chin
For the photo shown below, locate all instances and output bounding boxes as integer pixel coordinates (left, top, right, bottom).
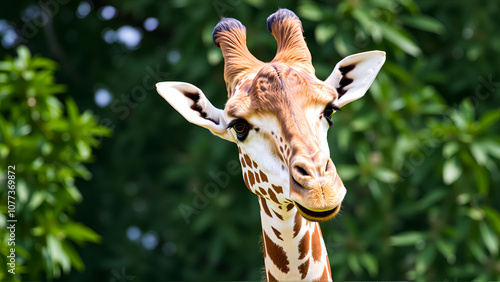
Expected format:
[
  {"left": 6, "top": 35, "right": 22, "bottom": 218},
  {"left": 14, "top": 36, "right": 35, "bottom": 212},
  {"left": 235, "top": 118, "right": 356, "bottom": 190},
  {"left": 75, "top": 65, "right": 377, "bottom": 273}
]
[{"left": 294, "top": 202, "right": 340, "bottom": 222}]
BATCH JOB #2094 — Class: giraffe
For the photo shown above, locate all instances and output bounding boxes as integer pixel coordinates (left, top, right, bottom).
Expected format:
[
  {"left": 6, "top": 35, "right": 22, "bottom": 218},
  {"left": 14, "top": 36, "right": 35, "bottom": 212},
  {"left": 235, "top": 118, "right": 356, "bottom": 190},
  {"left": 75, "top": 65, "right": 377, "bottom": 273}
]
[{"left": 156, "top": 9, "right": 385, "bottom": 281}]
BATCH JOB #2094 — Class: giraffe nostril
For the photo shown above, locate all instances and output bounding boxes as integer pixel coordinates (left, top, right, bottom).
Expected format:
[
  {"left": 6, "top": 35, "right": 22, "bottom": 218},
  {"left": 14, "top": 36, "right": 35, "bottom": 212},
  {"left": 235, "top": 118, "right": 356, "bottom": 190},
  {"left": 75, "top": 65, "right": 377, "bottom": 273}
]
[{"left": 324, "top": 160, "right": 332, "bottom": 173}]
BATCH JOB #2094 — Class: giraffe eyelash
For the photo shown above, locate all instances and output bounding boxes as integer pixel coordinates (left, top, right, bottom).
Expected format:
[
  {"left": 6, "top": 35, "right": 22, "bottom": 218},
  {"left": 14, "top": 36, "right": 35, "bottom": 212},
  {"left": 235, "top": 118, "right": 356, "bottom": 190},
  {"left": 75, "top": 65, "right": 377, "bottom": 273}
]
[{"left": 227, "top": 118, "right": 251, "bottom": 129}]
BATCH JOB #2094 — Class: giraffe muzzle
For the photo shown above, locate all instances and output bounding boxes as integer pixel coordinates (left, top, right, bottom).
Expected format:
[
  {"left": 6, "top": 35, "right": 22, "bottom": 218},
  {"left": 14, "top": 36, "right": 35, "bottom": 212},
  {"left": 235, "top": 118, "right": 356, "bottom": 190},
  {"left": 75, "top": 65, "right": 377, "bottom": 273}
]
[{"left": 289, "top": 156, "right": 346, "bottom": 222}]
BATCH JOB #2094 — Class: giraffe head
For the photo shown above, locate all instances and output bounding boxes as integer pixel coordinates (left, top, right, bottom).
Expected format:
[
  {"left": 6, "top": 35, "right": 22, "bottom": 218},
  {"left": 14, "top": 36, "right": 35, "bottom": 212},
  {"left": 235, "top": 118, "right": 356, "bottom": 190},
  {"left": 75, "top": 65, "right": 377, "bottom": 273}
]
[{"left": 157, "top": 9, "right": 385, "bottom": 222}]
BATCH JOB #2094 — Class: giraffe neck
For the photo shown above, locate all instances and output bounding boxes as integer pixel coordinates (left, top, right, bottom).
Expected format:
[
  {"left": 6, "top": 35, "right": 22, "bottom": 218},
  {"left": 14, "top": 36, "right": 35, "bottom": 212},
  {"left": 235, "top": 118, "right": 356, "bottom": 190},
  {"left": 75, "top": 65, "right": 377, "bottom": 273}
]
[{"left": 258, "top": 196, "right": 332, "bottom": 281}]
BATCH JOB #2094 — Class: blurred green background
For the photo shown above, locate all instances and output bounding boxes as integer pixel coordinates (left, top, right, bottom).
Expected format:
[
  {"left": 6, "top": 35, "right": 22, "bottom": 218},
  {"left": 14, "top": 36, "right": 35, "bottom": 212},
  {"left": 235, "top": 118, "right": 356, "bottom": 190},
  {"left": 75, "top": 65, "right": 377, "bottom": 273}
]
[{"left": 1, "top": 0, "right": 500, "bottom": 281}]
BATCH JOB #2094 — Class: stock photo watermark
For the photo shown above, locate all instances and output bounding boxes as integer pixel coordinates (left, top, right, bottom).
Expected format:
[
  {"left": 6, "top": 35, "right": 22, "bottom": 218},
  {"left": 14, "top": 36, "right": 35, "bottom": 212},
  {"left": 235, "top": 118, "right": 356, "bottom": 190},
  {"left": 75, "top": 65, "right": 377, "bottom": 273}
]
[
  {"left": 110, "top": 267, "right": 135, "bottom": 282},
  {"left": 97, "top": 61, "right": 170, "bottom": 140},
  {"left": 178, "top": 160, "right": 241, "bottom": 224},
  {"left": 6, "top": 165, "right": 17, "bottom": 275},
  {"left": 213, "top": 0, "right": 243, "bottom": 17},
  {"left": 397, "top": 74, "right": 499, "bottom": 180}
]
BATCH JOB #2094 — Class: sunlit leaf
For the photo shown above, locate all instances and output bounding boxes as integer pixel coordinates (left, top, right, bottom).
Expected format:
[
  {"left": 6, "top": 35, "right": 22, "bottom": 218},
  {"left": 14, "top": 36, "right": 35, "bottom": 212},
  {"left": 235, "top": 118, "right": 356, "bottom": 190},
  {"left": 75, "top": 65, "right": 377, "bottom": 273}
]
[
  {"left": 390, "top": 231, "right": 425, "bottom": 246},
  {"left": 381, "top": 24, "right": 421, "bottom": 57},
  {"left": 359, "top": 252, "right": 378, "bottom": 277},
  {"left": 373, "top": 167, "right": 400, "bottom": 183},
  {"left": 479, "top": 221, "right": 499, "bottom": 256},
  {"left": 347, "top": 253, "right": 362, "bottom": 275},
  {"left": 402, "top": 15, "right": 445, "bottom": 34},
  {"left": 297, "top": 2, "right": 323, "bottom": 21},
  {"left": 416, "top": 246, "right": 436, "bottom": 275},
  {"left": 436, "top": 239, "right": 456, "bottom": 264},
  {"left": 47, "top": 235, "right": 71, "bottom": 275},
  {"left": 64, "top": 222, "right": 101, "bottom": 244},
  {"left": 468, "top": 240, "right": 487, "bottom": 263},
  {"left": 315, "top": 24, "right": 336, "bottom": 45},
  {"left": 442, "top": 141, "right": 459, "bottom": 158},
  {"left": 476, "top": 109, "right": 500, "bottom": 132},
  {"left": 443, "top": 157, "right": 462, "bottom": 185}
]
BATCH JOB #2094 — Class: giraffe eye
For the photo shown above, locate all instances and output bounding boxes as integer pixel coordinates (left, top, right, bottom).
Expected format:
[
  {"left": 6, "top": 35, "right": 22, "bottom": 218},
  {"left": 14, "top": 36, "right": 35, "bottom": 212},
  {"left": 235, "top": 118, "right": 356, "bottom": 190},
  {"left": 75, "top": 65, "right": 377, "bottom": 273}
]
[
  {"left": 323, "top": 104, "right": 340, "bottom": 126},
  {"left": 228, "top": 119, "right": 250, "bottom": 141}
]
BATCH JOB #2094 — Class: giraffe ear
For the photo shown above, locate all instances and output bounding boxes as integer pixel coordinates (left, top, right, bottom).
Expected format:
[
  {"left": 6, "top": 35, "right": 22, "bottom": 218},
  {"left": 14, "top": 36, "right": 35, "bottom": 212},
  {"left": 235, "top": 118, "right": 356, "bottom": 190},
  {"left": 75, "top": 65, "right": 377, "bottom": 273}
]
[
  {"left": 325, "top": 51, "right": 386, "bottom": 108},
  {"left": 156, "top": 82, "right": 235, "bottom": 142}
]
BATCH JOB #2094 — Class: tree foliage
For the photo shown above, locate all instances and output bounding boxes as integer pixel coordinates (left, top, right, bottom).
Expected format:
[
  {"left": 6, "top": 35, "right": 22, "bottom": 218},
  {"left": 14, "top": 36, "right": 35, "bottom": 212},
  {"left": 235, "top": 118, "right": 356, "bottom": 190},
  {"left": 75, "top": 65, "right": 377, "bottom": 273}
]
[
  {"left": 0, "top": 0, "right": 499, "bottom": 281},
  {"left": 0, "top": 47, "right": 110, "bottom": 280}
]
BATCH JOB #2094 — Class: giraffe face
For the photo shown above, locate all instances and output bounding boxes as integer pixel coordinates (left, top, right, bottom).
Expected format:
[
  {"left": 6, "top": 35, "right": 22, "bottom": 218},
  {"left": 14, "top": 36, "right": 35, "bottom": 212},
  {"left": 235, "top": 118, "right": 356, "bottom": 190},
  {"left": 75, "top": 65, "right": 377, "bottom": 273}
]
[
  {"left": 225, "top": 63, "right": 345, "bottom": 221},
  {"left": 156, "top": 10, "right": 385, "bottom": 223}
]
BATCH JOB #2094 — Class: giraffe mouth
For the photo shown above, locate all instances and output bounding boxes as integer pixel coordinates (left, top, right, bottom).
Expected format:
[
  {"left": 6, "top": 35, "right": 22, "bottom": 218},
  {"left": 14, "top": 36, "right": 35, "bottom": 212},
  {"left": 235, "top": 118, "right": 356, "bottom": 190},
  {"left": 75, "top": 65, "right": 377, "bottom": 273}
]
[{"left": 294, "top": 202, "right": 340, "bottom": 222}]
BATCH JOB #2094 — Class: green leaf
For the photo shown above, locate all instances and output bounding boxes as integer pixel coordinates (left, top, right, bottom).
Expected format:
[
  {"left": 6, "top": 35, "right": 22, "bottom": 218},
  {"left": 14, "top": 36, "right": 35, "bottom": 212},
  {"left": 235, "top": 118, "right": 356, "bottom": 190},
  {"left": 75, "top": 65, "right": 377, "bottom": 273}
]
[
  {"left": 16, "top": 45, "right": 31, "bottom": 69},
  {"left": 483, "top": 139, "right": 500, "bottom": 160},
  {"left": 390, "top": 231, "right": 425, "bottom": 246},
  {"left": 47, "top": 234, "right": 72, "bottom": 275},
  {"left": 337, "top": 165, "right": 360, "bottom": 181},
  {"left": 373, "top": 167, "right": 400, "bottom": 183},
  {"left": 64, "top": 222, "right": 101, "bottom": 244},
  {"left": 61, "top": 241, "right": 85, "bottom": 272},
  {"left": 76, "top": 139, "right": 91, "bottom": 160},
  {"left": 483, "top": 206, "right": 500, "bottom": 236},
  {"left": 416, "top": 246, "right": 436, "bottom": 275},
  {"left": 473, "top": 166, "right": 489, "bottom": 195},
  {"left": 443, "top": 141, "right": 459, "bottom": 158},
  {"left": 315, "top": 24, "right": 336, "bottom": 45},
  {"left": 468, "top": 240, "right": 487, "bottom": 263},
  {"left": 479, "top": 221, "right": 499, "bottom": 256},
  {"left": 347, "top": 253, "right": 362, "bottom": 275},
  {"left": 297, "top": 3, "right": 323, "bottom": 21},
  {"left": 333, "top": 34, "right": 349, "bottom": 56},
  {"left": 443, "top": 157, "right": 462, "bottom": 185},
  {"left": 381, "top": 24, "right": 421, "bottom": 57},
  {"left": 359, "top": 252, "right": 378, "bottom": 277},
  {"left": 402, "top": 15, "right": 445, "bottom": 34},
  {"left": 66, "top": 98, "right": 80, "bottom": 123},
  {"left": 416, "top": 189, "right": 447, "bottom": 211},
  {"left": 436, "top": 239, "right": 456, "bottom": 264},
  {"left": 469, "top": 143, "right": 488, "bottom": 165},
  {"left": 28, "top": 190, "right": 46, "bottom": 210},
  {"left": 476, "top": 109, "right": 500, "bottom": 132}
]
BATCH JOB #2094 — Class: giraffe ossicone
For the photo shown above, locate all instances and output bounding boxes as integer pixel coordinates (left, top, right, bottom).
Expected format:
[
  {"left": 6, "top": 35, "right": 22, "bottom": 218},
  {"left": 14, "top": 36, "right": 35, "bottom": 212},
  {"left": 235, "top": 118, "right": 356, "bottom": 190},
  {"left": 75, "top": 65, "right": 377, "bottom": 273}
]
[{"left": 157, "top": 8, "right": 385, "bottom": 281}]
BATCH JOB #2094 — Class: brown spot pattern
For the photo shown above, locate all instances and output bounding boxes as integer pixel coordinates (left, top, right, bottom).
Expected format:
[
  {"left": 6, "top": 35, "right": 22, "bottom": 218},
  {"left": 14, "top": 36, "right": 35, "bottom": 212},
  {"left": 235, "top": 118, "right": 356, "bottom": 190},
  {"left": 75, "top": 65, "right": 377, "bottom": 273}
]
[
  {"left": 259, "top": 196, "right": 273, "bottom": 218},
  {"left": 298, "top": 230, "right": 310, "bottom": 260},
  {"left": 264, "top": 231, "right": 290, "bottom": 273},
  {"left": 314, "top": 266, "right": 329, "bottom": 281},
  {"left": 244, "top": 154, "right": 252, "bottom": 168},
  {"left": 298, "top": 260, "right": 309, "bottom": 279},
  {"left": 259, "top": 170, "right": 269, "bottom": 183},
  {"left": 272, "top": 184, "right": 283, "bottom": 194},
  {"left": 271, "top": 227, "right": 283, "bottom": 241},
  {"left": 286, "top": 203, "right": 294, "bottom": 212},
  {"left": 268, "top": 189, "right": 281, "bottom": 205},
  {"left": 255, "top": 172, "right": 261, "bottom": 183},
  {"left": 259, "top": 187, "right": 267, "bottom": 195},
  {"left": 267, "top": 270, "right": 278, "bottom": 282},
  {"left": 272, "top": 209, "right": 283, "bottom": 221},
  {"left": 248, "top": 171, "right": 255, "bottom": 186},
  {"left": 293, "top": 212, "right": 302, "bottom": 238},
  {"left": 252, "top": 160, "right": 258, "bottom": 168},
  {"left": 311, "top": 224, "right": 322, "bottom": 262}
]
